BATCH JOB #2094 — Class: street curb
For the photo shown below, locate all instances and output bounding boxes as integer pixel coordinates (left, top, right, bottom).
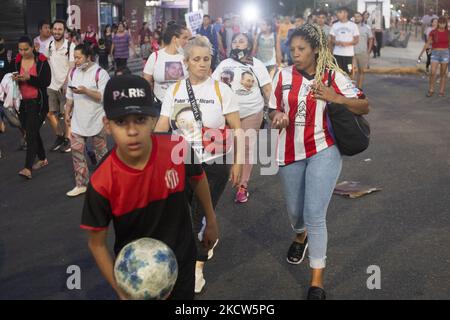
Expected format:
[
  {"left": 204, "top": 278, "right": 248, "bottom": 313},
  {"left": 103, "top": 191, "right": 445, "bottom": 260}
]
[{"left": 365, "top": 66, "right": 425, "bottom": 75}]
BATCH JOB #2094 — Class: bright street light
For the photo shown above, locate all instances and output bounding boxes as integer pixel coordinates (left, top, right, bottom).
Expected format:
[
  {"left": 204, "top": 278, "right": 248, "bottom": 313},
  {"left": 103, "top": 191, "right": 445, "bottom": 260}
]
[{"left": 242, "top": 3, "right": 260, "bottom": 23}]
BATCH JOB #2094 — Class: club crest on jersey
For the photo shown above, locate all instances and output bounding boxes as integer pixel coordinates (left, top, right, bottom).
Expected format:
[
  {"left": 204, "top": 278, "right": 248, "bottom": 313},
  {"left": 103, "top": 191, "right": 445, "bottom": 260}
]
[{"left": 112, "top": 88, "right": 146, "bottom": 100}]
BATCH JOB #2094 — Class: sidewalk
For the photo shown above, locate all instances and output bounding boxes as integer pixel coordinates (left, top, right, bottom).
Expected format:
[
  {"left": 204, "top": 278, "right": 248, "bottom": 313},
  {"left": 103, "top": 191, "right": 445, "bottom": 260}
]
[{"left": 366, "top": 39, "right": 425, "bottom": 74}]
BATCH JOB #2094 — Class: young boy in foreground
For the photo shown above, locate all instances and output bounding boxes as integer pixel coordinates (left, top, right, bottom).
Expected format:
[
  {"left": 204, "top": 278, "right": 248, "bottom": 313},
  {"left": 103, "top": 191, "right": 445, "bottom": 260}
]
[{"left": 80, "top": 75, "right": 218, "bottom": 300}]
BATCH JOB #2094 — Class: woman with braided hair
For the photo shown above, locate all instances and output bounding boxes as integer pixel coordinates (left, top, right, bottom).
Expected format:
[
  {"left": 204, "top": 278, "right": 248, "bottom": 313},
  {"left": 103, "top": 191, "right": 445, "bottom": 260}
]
[{"left": 269, "top": 24, "right": 369, "bottom": 299}]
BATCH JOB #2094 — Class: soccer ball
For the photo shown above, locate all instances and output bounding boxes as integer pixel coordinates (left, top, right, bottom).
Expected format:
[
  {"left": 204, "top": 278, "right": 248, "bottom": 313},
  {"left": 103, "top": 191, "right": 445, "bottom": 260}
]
[{"left": 114, "top": 238, "right": 178, "bottom": 300}]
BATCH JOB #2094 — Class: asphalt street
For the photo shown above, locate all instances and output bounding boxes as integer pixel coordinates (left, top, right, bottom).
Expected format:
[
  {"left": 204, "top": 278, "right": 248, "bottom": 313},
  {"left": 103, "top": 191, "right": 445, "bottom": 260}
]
[{"left": 1, "top": 74, "right": 449, "bottom": 300}]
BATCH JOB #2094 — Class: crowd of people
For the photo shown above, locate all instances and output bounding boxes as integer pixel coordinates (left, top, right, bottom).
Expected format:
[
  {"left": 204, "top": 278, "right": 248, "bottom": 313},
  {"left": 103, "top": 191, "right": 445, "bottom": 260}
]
[{"left": 0, "top": 7, "right": 373, "bottom": 300}]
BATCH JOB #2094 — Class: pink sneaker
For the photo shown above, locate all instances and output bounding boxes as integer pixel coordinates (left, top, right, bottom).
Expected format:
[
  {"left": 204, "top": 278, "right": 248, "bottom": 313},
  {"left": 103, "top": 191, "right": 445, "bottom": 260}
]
[{"left": 235, "top": 186, "right": 249, "bottom": 203}]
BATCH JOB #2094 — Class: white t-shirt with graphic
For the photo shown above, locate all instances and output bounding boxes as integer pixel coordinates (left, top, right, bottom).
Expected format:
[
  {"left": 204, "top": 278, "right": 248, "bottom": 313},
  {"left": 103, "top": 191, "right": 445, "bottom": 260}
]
[
  {"left": 161, "top": 77, "right": 239, "bottom": 162},
  {"left": 66, "top": 64, "right": 110, "bottom": 137},
  {"left": 330, "top": 21, "right": 360, "bottom": 57},
  {"left": 143, "top": 48, "right": 187, "bottom": 102},
  {"left": 212, "top": 58, "right": 271, "bottom": 119}
]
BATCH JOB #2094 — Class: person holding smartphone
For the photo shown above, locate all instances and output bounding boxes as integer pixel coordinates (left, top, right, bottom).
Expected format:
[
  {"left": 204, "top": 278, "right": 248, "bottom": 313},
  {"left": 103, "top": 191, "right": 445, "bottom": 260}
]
[
  {"left": 13, "top": 36, "right": 51, "bottom": 179},
  {"left": 65, "top": 44, "right": 110, "bottom": 197}
]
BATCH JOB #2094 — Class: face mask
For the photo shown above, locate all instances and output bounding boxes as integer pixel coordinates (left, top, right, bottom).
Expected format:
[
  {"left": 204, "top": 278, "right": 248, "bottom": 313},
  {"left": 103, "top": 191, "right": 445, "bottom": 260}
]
[
  {"left": 77, "top": 62, "right": 90, "bottom": 71},
  {"left": 230, "top": 48, "right": 250, "bottom": 61}
]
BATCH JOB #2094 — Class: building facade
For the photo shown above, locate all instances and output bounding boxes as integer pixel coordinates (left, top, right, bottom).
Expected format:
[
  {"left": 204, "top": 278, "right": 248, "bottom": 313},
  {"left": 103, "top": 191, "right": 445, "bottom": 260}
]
[{"left": 0, "top": 0, "right": 191, "bottom": 48}]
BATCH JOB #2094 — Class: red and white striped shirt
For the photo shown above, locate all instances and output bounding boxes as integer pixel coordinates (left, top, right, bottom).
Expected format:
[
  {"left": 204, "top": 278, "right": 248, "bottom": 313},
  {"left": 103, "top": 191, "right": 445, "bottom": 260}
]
[{"left": 269, "top": 66, "right": 364, "bottom": 166}]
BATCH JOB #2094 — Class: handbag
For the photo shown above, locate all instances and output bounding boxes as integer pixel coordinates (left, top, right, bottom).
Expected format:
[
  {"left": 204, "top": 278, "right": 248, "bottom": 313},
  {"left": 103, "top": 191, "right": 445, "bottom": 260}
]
[
  {"left": 326, "top": 70, "right": 370, "bottom": 156},
  {"left": 185, "top": 79, "right": 232, "bottom": 155}
]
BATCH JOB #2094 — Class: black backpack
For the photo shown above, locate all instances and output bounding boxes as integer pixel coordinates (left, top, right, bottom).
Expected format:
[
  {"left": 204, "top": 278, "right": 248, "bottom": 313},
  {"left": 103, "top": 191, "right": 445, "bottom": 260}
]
[{"left": 326, "top": 70, "right": 370, "bottom": 156}]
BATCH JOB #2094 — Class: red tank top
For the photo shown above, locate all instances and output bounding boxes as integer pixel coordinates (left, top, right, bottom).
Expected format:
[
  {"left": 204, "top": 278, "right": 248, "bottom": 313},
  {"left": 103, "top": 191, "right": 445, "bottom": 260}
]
[
  {"left": 19, "top": 63, "right": 39, "bottom": 100},
  {"left": 430, "top": 29, "right": 449, "bottom": 49}
]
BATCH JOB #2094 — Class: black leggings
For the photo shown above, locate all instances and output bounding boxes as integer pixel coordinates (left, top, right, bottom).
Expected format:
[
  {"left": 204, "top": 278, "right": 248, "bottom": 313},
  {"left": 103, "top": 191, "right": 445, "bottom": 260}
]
[
  {"left": 19, "top": 102, "right": 46, "bottom": 170},
  {"left": 186, "top": 161, "right": 230, "bottom": 262},
  {"left": 426, "top": 48, "right": 432, "bottom": 70},
  {"left": 373, "top": 31, "right": 383, "bottom": 57}
]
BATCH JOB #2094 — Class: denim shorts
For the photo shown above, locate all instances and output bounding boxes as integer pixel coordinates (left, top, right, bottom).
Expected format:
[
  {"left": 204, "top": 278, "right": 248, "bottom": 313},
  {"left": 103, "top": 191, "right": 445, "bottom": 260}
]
[{"left": 431, "top": 49, "right": 450, "bottom": 64}]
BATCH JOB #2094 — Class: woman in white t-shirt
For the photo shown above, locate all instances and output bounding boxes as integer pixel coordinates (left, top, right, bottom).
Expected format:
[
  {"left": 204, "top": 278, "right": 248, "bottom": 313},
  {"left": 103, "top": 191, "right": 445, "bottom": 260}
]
[
  {"left": 155, "top": 36, "right": 243, "bottom": 295},
  {"left": 213, "top": 33, "right": 272, "bottom": 203},
  {"left": 143, "top": 24, "right": 189, "bottom": 111},
  {"left": 65, "top": 45, "right": 110, "bottom": 197}
]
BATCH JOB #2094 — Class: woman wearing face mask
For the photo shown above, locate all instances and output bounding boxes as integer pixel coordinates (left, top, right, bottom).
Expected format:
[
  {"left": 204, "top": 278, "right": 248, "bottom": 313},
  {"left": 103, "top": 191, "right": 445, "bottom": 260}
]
[
  {"left": 212, "top": 33, "right": 272, "bottom": 203},
  {"left": 143, "top": 24, "right": 189, "bottom": 112},
  {"left": 270, "top": 24, "right": 369, "bottom": 299},
  {"left": 64, "top": 44, "right": 110, "bottom": 197},
  {"left": 13, "top": 36, "right": 51, "bottom": 179},
  {"left": 155, "top": 36, "right": 243, "bottom": 294}
]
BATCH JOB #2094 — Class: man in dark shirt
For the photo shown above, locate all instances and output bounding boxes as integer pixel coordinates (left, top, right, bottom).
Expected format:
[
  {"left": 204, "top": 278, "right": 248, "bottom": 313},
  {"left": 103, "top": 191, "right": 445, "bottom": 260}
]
[{"left": 197, "top": 15, "right": 219, "bottom": 69}]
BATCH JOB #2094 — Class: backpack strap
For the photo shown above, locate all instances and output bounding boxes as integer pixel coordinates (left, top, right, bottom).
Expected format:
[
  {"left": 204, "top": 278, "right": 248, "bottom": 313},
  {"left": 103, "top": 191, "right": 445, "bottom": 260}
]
[
  {"left": 327, "top": 69, "right": 333, "bottom": 87},
  {"left": 48, "top": 40, "right": 53, "bottom": 56},
  {"left": 95, "top": 68, "right": 101, "bottom": 88},
  {"left": 172, "top": 80, "right": 182, "bottom": 96},
  {"left": 214, "top": 80, "right": 223, "bottom": 108},
  {"left": 66, "top": 41, "right": 72, "bottom": 60},
  {"left": 70, "top": 67, "right": 76, "bottom": 81}
]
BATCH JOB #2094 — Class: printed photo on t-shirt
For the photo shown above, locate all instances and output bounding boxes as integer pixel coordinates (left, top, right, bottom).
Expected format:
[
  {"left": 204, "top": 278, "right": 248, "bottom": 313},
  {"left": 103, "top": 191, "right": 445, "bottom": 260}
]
[
  {"left": 236, "top": 71, "right": 255, "bottom": 96},
  {"left": 220, "top": 69, "right": 234, "bottom": 87},
  {"left": 170, "top": 103, "right": 195, "bottom": 132},
  {"left": 165, "top": 62, "right": 185, "bottom": 81}
]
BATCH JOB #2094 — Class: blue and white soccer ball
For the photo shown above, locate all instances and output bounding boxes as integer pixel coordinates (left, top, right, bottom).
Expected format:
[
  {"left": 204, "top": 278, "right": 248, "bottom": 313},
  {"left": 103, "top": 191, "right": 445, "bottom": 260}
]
[{"left": 114, "top": 238, "right": 178, "bottom": 300}]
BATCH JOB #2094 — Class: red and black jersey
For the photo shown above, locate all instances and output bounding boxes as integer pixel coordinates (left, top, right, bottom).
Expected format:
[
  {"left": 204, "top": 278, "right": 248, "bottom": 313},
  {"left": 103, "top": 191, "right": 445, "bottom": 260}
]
[{"left": 81, "top": 133, "right": 205, "bottom": 263}]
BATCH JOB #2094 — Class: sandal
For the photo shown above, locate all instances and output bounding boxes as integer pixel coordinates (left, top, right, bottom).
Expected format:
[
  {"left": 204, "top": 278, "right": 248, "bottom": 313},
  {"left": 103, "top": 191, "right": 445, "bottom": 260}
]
[
  {"left": 426, "top": 91, "right": 434, "bottom": 97},
  {"left": 18, "top": 169, "right": 32, "bottom": 180},
  {"left": 32, "top": 159, "right": 49, "bottom": 171},
  {"left": 439, "top": 93, "right": 445, "bottom": 97}
]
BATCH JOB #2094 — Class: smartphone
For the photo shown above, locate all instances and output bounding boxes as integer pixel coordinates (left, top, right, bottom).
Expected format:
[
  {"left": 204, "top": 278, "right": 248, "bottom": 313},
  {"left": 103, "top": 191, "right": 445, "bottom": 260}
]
[{"left": 68, "top": 86, "right": 78, "bottom": 90}]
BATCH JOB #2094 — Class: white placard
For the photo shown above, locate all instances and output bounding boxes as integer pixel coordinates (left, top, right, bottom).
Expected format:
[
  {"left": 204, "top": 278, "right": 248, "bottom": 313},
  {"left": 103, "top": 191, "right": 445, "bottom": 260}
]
[{"left": 185, "top": 10, "right": 204, "bottom": 36}]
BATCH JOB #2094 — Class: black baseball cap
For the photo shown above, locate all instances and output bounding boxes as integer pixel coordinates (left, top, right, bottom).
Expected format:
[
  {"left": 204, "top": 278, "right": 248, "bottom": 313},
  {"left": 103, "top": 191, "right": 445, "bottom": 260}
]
[{"left": 103, "top": 75, "right": 158, "bottom": 120}]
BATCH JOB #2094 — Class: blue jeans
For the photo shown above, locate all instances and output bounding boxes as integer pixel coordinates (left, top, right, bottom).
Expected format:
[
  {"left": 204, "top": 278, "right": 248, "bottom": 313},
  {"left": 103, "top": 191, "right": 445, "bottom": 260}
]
[
  {"left": 279, "top": 145, "right": 342, "bottom": 269},
  {"left": 431, "top": 49, "right": 449, "bottom": 64}
]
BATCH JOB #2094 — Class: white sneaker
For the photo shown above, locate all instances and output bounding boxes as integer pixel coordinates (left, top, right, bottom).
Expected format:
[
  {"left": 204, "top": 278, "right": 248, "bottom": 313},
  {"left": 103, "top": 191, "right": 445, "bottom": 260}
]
[
  {"left": 207, "top": 239, "right": 219, "bottom": 260},
  {"left": 66, "top": 186, "right": 87, "bottom": 197},
  {"left": 195, "top": 267, "right": 206, "bottom": 294}
]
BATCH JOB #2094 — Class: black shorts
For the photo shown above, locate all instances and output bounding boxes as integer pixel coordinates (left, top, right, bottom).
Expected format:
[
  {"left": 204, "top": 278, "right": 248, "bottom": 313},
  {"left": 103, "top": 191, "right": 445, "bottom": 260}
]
[
  {"left": 334, "top": 55, "right": 353, "bottom": 75},
  {"left": 167, "top": 256, "right": 195, "bottom": 300}
]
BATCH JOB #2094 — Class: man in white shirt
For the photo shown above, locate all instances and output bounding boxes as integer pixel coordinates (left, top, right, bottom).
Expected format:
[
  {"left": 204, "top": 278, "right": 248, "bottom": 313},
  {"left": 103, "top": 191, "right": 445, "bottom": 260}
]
[
  {"left": 34, "top": 20, "right": 54, "bottom": 56},
  {"left": 330, "top": 7, "right": 360, "bottom": 76},
  {"left": 421, "top": 9, "right": 439, "bottom": 42},
  {"left": 45, "top": 20, "right": 76, "bottom": 153}
]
